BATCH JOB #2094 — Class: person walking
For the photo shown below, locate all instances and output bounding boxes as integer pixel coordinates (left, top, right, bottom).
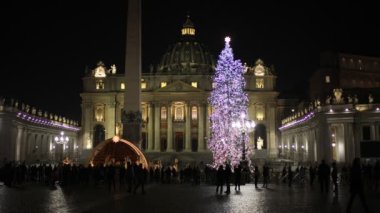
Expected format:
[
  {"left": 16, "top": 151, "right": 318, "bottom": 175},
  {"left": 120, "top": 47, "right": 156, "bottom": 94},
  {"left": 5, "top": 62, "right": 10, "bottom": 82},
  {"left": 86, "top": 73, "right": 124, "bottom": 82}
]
[
  {"left": 346, "top": 158, "right": 371, "bottom": 213},
  {"left": 234, "top": 164, "right": 241, "bottom": 191}
]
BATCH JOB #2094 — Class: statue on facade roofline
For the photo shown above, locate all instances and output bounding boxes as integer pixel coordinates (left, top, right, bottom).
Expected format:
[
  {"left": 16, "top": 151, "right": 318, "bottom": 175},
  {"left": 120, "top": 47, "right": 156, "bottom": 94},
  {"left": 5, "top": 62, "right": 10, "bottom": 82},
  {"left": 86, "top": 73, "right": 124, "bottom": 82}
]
[
  {"left": 326, "top": 95, "right": 331, "bottom": 105},
  {"left": 354, "top": 95, "right": 358, "bottom": 104},
  {"left": 333, "top": 88, "right": 343, "bottom": 104},
  {"left": 347, "top": 95, "right": 353, "bottom": 104},
  {"left": 369, "top": 94, "right": 374, "bottom": 104}
]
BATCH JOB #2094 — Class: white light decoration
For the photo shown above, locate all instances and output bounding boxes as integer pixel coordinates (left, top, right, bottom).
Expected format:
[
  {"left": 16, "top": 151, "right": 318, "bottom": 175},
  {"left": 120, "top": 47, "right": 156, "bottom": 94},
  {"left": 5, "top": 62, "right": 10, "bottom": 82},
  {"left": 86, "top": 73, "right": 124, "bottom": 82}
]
[
  {"left": 332, "top": 142, "right": 336, "bottom": 147},
  {"left": 54, "top": 131, "right": 69, "bottom": 145},
  {"left": 224, "top": 36, "right": 231, "bottom": 44},
  {"left": 231, "top": 113, "right": 256, "bottom": 161},
  {"left": 301, "top": 145, "right": 305, "bottom": 149},
  {"left": 329, "top": 109, "right": 334, "bottom": 113},
  {"left": 376, "top": 107, "right": 380, "bottom": 111}
]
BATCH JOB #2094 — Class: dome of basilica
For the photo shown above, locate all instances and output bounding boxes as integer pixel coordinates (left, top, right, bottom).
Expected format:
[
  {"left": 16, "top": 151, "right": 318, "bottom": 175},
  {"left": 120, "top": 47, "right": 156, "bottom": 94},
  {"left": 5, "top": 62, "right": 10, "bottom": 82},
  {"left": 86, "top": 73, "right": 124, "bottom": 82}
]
[{"left": 156, "top": 16, "right": 215, "bottom": 74}]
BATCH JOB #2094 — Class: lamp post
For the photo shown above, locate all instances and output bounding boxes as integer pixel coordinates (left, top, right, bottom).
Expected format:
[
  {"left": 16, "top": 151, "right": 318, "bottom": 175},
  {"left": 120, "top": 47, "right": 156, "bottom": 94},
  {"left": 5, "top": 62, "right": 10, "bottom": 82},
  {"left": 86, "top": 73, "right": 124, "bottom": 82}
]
[
  {"left": 232, "top": 113, "right": 256, "bottom": 164},
  {"left": 55, "top": 131, "right": 69, "bottom": 161}
]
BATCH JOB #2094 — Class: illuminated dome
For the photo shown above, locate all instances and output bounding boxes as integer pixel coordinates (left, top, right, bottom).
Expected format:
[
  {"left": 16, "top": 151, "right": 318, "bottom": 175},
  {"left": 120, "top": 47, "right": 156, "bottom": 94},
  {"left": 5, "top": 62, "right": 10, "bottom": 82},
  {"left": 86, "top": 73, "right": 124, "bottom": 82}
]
[{"left": 157, "top": 16, "right": 215, "bottom": 74}]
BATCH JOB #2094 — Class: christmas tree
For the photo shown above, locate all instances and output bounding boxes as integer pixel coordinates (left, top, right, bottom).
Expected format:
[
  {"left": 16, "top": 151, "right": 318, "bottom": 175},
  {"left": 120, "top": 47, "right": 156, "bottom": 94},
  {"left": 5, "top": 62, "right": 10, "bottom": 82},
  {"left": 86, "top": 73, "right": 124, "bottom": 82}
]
[{"left": 208, "top": 37, "right": 251, "bottom": 168}]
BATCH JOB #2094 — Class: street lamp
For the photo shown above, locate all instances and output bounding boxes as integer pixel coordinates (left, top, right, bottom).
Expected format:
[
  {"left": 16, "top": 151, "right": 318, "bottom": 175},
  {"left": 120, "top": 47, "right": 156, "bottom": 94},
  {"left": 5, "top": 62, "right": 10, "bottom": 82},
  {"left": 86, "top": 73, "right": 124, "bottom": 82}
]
[
  {"left": 232, "top": 113, "right": 256, "bottom": 162},
  {"left": 54, "top": 131, "right": 69, "bottom": 145}
]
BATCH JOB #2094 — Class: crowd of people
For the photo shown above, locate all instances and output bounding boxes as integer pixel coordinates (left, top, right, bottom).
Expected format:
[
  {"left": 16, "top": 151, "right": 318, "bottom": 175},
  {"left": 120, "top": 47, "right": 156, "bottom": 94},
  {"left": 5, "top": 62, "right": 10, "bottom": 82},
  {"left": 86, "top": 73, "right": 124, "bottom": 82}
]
[{"left": 1, "top": 157, "right": 379, "bottom": 212}]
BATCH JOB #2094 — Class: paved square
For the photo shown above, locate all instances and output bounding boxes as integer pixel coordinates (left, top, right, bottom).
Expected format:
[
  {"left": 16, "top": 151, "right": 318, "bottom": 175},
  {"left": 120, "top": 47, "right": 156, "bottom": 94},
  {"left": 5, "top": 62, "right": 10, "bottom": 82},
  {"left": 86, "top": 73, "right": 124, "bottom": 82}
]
[{"left": 0, "top": 182, "right": 378, "bottom": 213}]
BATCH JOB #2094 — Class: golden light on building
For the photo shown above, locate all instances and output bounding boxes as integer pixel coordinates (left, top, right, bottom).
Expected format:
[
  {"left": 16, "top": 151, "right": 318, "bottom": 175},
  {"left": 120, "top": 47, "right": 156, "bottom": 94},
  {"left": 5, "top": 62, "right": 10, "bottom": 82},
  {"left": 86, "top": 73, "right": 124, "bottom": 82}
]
[{"left": 191, "top": 82, "right": 198, "bottom": 88}]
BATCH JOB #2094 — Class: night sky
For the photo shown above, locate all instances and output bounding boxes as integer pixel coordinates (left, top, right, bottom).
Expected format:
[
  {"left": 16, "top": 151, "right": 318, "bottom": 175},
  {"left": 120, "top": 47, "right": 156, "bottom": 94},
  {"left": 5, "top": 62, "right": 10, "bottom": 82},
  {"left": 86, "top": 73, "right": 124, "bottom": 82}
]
[{"left": 2, "top": 0, "right": 380, "bottom": 122}]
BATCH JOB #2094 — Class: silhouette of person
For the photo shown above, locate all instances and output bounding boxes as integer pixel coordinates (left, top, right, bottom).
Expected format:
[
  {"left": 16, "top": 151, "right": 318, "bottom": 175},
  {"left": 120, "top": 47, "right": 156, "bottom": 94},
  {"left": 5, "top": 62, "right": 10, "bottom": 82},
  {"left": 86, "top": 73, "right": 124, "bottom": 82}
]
[
  {"left": 318, "top": 160, "right": 330, "bottom": 193},
  {"left": 234, "top": 164, "right": 241, "bottom": 191},
  {"left": 331, "top": 161, "right": 338, "bottom": 194},
  {"left": 224, "top": 162, "right": 231, "bottom": 194},
  {"left": 262, "top": 163, "right": 270, "bottom": 188},
  {"left": 287, "top": 165, "right": 293, "bottom": 187},
  {"left": 346, "top": 158, "right": 370, "bottom": 213},
  {"left": 216, "top": 165, "right": 224, "bottom": 194},
  {"left": 254, "top": 165, "right": 260, "bottom": 188}
]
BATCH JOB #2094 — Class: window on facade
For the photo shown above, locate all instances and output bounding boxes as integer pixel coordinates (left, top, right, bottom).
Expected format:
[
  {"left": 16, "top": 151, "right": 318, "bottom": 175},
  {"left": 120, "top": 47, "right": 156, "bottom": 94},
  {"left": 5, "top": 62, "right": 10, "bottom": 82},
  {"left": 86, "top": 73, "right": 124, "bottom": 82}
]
[
  {"left": 94, "top": 105, "right": 105, "bottom": 122},
  {"left": 160, "top": 82, "right": 167, "bottom": 88},
  {"left": 212, "top": 82, "right": 216, "bottom": 88},
  {"left": 141, "top": 82, "right": 147, "bottom": 89},
  {"left": 160, "top": 107, "right": 167, "bottom": 120},
  {"left": 141, "top": 104, "right": 148, "bottom": 122},
  {"left": 174, "top": 103, "right": 185, "bottom": 121},
  {"left": 191, "top": 82, "right": 198, "bottom": 88},
  {"left": 96, "top": 80, "right": 104, "bottom": 90},
  {"left": 325, "top": 75, "right": 330, "bottom": 83},
  {"left": 120, "top": 82, "right": 125, "bottom": 90},
  {"left": 362, "top": 126, "right": 371, "bottom": 140},
  {"left": 191, "top": 106, "right": 198, "bottom": 120},
  {"left": 256, "top": 78, "right": 264, "bottom": 88}
]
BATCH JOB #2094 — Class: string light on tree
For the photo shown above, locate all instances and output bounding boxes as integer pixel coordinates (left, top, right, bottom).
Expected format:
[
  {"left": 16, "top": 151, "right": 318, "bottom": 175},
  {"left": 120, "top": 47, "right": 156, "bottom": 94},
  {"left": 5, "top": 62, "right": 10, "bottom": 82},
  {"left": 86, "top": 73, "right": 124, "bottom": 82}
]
[{"left": 208, "top": 36, "right": 252, "bottom": 168}]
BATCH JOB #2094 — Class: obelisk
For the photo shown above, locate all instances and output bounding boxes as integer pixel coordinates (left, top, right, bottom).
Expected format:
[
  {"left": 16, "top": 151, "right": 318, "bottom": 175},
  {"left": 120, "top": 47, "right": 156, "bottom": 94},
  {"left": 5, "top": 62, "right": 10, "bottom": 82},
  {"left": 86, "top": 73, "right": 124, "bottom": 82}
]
[{"left": 122, "top": 0, "right": 141, "bottom": 145}]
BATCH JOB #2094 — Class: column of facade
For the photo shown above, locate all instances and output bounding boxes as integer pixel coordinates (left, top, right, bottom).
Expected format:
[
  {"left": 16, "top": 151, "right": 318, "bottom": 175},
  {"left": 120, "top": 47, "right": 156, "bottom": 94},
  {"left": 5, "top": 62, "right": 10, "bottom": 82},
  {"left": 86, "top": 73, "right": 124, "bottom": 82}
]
[
  {"left": 15, "top": 126, "right": 23, "bottom": 161},
  {"left": 167, "top": 102, "right": 174, "bottom": 152},
  {"left": 206, "top": 104, "right": 210, "bottom": 144},
  {"left": 185, "top": 102, "right": 191, "bottom": 151},
  {"left": 197, "top": 103, "right": 205, "bottom": 151},
  {"left": 154, "top": 103, "right": 161, "bottom": 151},
  {"left": 344, "top": 123, "right": 355, "bottom": 163},
  {"left": 147, "top": 103, "right": 154, "bottom": 151},
  {"left": 106, "top": 102, "right": 116, "bottom": 139}
]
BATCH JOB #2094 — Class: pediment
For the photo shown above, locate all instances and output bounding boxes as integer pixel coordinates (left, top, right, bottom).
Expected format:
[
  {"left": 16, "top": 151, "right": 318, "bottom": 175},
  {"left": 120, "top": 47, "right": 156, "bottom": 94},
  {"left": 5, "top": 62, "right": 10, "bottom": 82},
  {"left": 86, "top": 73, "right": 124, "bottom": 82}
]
[{"left": 154, "top": 80, "right": 204, "bottom": 92}]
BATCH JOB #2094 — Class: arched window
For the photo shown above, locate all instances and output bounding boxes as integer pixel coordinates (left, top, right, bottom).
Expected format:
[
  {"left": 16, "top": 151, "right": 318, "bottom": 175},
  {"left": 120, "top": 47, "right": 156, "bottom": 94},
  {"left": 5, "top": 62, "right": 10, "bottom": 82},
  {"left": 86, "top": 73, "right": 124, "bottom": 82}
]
[
  {"left": 161, "top": 106, "right": 167, "bottom": 120},
  {"left": 93, "top": 125, "right": 105, "bottom": 148},
  {"left": 174, "top": 102, "right": 185, "bottom": 121},
  {"left": 191, "top": 106, "right": 198, "bottom": 120}
]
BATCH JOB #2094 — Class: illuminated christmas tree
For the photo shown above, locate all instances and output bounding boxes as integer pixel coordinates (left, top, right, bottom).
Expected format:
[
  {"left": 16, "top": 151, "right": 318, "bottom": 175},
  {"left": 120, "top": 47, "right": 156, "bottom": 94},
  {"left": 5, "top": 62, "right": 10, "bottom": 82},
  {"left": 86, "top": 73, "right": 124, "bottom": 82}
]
[{"left": 208, "top": 37, "right": 251, "bottom": 167}]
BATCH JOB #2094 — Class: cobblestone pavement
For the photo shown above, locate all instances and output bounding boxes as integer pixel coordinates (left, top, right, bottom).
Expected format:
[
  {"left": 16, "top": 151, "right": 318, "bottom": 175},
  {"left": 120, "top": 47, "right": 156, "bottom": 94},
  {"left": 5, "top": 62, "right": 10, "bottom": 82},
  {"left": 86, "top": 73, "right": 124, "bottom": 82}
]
[{"left": 0, "top": 182, "right": 378, "bottom": 213}]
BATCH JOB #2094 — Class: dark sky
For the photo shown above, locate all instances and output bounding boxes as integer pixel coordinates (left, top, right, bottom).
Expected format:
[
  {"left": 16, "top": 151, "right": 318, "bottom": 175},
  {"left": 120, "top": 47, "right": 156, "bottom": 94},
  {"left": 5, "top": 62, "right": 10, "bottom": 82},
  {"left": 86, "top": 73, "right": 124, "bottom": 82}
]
[{"left": 2, "top": 0, "right": 380, "bottom": 122}]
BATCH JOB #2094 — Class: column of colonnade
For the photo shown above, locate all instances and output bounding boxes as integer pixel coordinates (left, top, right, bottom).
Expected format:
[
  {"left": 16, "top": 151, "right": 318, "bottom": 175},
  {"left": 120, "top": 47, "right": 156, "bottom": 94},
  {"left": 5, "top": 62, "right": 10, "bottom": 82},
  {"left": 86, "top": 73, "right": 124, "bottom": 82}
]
[
  {"left": 147, "top": 103, "right": 154, "bottom": 151},
  {"left": 167, "top": 102, "right": 174, "bottom": 151},
  {"left": 185, "top": 102, "right": 191, "bottom": 151},
  {"left": 154, "top": 103, "right": 161, "bottom": 151}
]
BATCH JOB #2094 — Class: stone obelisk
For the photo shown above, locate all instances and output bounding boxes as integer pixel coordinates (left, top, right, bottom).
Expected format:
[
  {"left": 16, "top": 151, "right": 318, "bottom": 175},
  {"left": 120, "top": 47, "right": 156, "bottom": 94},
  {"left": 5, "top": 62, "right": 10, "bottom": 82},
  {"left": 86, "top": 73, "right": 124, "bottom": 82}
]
[{"left": 122, "top": 0, "right": 141, "bottom": 145}]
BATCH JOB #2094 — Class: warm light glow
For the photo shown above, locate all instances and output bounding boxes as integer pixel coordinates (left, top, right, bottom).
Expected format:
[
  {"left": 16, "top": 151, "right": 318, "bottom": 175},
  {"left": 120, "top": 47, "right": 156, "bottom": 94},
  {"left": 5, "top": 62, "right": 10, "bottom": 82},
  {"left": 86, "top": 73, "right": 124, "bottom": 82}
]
[
  {"left": 112, "top": 135, "right": 120, "bottom": 143},
  {"left": 121, "top": 83, "right": 125, "bottom": 90},
  {"left": 191, "top": 82, "right": 198, "bottom": 88},
  {"left": 160, "top": 82, "right": 167, "bottom": 88},
  {"left": 141, "top": 82, "right": 147, "bottom": 89},
  {"left": 181, "top": 28, "right": 195, "bottom": 35},
  {"left": 256, "top": 112, "right": 264, "bottom": 121},
  {"left": 332, "top": 142, "right": 336, "bottom": 147}
]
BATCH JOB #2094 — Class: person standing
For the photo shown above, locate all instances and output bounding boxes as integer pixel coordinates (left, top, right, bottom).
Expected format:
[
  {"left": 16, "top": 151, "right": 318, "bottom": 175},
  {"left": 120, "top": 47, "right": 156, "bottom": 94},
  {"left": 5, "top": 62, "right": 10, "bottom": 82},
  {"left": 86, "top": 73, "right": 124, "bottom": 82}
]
[
  {"left": 234, "top": 164, "right": 241, "bottom": 191},
  {"left": 262, "top": 163, "right": 270, "bottom": 188},
  {"left": 224, "top": 162, "right": 231, "bottom": 194},
  {"left": 254, "top": 165, "right": 260, "bottom": 188},
  {"left": 309, "top": 164, "right": 316, "bottom": 186},
  {"left": 346, "top": 158, "right": 370, "bottom": 213},
  {"left": 287, "top": 165, "right": 293, "bottom": 187},
  {"left": 216, "top": 165, "right": 224, "bottom": 194},
  {"left": 331, "top": 161, "right": 338, "bottom": 194},
  {"left": 318, "top": 160, "right": 330, "bottom": 193}
]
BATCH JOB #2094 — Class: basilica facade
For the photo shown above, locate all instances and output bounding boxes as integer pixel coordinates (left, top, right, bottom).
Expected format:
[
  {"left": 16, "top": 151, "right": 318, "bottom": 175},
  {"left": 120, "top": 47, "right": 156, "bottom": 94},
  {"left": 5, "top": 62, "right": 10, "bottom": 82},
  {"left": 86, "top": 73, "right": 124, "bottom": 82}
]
[{"left": 80, "top": 17, "right": 279, "bottom": 164}]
